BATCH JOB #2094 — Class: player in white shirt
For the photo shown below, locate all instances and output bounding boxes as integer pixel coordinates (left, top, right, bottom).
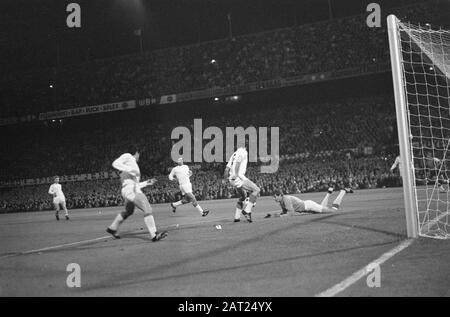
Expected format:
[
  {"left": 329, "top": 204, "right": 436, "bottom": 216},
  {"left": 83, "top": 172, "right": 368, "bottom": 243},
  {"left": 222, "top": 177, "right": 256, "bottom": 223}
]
[
  {"left": 390, "top": 155, "right": 402, "bottom": 177},
  {"left": 169, "top": 158, "right": 209, "bottom": 217},
  {"left": 106, "top": 145, "right": 167, "bottom": 242},
  {"left": 266, "top": 187, "right": 346, "bottom": 218},
  {"left": 224, "top": 147, "right": 260, "bottom": 223},
  {"left": 48, "top": 176, "right": 69, "bottom": 221}
]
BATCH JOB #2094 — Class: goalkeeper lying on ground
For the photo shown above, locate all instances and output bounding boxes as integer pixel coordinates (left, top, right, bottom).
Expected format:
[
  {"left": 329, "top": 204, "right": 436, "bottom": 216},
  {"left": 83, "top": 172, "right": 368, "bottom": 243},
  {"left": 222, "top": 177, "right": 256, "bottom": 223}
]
[{"left": 266, "top": 188, "right": 346, "bottom": 218}]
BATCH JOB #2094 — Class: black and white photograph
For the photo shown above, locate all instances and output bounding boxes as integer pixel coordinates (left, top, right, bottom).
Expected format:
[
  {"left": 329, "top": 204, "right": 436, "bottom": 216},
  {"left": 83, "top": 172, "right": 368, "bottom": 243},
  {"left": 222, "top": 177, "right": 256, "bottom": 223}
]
[{"left": 0, "top": 0, "right": 449, "bottom": 300}]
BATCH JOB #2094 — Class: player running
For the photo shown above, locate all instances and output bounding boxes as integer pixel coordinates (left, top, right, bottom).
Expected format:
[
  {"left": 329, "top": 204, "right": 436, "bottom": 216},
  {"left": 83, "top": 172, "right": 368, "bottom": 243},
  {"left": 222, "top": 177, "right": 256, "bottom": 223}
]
[
  {"left": 48, "top": 176, "right": 70, "bottom": 221},
  {"left": 106, "top": 145, "right": 167, "bottom": 242},
  {"left": 169, "top": 158, "right": 209, "bottom": 217},
  {"left": 265, "top": 187, "right": 346, "bottom": 218},
  {"left": 224, "top": 146, "right": 260, "bottom": 223}
]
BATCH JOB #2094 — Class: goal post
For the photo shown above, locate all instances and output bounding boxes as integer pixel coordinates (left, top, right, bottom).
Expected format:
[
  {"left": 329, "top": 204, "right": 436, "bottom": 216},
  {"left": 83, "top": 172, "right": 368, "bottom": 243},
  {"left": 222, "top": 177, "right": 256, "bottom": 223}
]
[
  {"left": 387, "top": 15, "right": 419, "bottom": 238},
  {"left": 387, "top": 15, "right": 450, "bottom": 239}
]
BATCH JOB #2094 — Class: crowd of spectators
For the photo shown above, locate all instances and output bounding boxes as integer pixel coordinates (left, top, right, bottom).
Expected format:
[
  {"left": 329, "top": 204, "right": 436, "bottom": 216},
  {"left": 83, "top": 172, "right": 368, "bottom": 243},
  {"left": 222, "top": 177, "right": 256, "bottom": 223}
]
[
  {"left": 0, "top": 94, "right": 397, "bottom": 180},
  {"left": 0, "top": 91, "right": 402, "bottom": 212},
  {"left": 0, "top": 153, "right": 399, "bottom": 213},
  {"left": 1, "top": 1, "right": 446, "bottom": 118}
]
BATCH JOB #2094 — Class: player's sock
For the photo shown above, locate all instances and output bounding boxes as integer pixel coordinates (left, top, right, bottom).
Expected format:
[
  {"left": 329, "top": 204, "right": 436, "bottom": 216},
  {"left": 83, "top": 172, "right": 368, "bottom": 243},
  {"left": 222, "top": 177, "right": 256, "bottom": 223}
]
[
  {"left": 173, "top": 201, "right": 183, "bottom": 207},
  {"left": 195, "top": 204, "right": 204, "bottom": 214},
  {"left": 109, "top": 213, "right": 124, "bottom": 231},
  {"left": 234, "top": 208, "right": 242, "bottom": 220},
  {"left": 331, "top": 190, "right": 346, "bottom": 209},
  {"left": 144, "top": 215, "right": 157, "bottom": 238}
]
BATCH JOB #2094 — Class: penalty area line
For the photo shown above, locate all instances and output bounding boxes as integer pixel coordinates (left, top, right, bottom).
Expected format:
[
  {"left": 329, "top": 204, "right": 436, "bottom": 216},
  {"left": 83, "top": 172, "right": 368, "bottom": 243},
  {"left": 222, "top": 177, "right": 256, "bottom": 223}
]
[
  {"left": 315, "top": 238, "right": 414, "bottom": 297},
  {"left": 0, "top": 235, "right": 112, "bottom": 260}
]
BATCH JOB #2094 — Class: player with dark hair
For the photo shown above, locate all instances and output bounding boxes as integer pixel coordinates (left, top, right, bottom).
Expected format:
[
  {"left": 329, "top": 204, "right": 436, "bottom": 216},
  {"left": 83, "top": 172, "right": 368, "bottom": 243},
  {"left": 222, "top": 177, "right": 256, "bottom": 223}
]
[
  {"left": 106, "top": 145, "right": 167, "bottom": 242},
  {"left": 265, "top": 187, "right": 346, "bottom": 218}
]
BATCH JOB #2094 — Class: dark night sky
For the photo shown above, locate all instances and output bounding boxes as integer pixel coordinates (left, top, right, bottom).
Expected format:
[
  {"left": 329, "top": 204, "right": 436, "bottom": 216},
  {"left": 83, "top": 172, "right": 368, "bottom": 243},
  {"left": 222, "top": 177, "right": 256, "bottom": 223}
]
[{"left": 0, "top": 0, "right": 429, "bottom": 71}]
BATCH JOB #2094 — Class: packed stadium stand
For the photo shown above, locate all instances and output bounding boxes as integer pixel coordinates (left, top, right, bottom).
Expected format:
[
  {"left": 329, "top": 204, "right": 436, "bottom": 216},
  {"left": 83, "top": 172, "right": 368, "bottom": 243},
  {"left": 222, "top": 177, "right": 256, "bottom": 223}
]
[{"left": 0, "top": 0, "right": 447, "bottom": 212}]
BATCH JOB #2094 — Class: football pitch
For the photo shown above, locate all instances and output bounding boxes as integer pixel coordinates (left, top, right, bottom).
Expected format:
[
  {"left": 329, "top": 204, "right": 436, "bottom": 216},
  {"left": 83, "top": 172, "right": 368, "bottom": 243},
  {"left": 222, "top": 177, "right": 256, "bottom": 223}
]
[{"left": 0, "top": 187, "right": 449, "bottom": 297}]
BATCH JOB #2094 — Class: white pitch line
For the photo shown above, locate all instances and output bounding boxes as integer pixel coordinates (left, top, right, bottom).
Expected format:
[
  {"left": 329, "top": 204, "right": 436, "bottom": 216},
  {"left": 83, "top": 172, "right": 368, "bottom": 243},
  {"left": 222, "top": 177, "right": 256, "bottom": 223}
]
[
  {"left": 0, "top": 235, "right": 112, "bottom": 260},
  {"left": 315, "top": 238, "right": 414, "bottom": 297}
]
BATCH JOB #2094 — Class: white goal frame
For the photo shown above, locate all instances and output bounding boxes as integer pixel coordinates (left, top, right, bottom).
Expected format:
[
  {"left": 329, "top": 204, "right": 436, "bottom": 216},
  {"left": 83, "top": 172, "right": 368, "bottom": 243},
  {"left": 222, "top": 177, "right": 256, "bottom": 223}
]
[
  {"left": 387, "top": 14, "right": 419, "bottom": 238},
  {"left": 387, "top": 14, "right": 450, "bottom": 239}
]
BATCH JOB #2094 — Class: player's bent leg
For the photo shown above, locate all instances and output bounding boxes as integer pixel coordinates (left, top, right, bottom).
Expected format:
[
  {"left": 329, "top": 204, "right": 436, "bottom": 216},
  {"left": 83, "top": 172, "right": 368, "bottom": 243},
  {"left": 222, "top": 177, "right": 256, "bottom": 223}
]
[
  {"left": 186, "top": 192, "right": 209, "bottom": 217},
  {"left": 243, "top": 179, "right": 260, "bottom": 204},
  {"left": 143, "top": 211, "right": 168, "bottom": 242},
  {"left": 171, "top": 192, "right": 190, "bottom": 213},
  {"left": 107, "top": 201, "right": 135, "bottom": 239},
  {"left": 304, "top": 200, "right": 325, "bottom": 213},
  {"left": 241, "top": 180, "right": 259, "bottom": 222},
  {"left": 331, "top": 190, "right": 346, "bottom": 209},
  {"left": 121, "top": 201, "right": 135, "bottom": 220},
  {"left": 234, "top": 200, "right": 244, "bottom": 222},
  {"left": 320, "top": 187, "right": 334, "bottom": 207},
  {"left": 54, "top": 203, "right": 60, "bottom": 221},
  {"left": 133, "top": 192, "right": 152, "bottom": 213},
  {"left": 61, "top": 201, "right": 69, "bottom": 220},
  {"left": 234, "top": 187, "right": 247, "bottom": 222},
  {"left": 134, "top": 193, "right": 168, "bottom": 241}
]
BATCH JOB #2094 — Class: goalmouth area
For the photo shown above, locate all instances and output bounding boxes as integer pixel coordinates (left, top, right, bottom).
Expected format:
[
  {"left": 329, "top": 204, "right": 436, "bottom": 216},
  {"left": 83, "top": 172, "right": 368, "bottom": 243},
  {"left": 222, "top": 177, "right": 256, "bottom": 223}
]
[{"left": 0, "top": 187, "right": 449, "bottom": 297}]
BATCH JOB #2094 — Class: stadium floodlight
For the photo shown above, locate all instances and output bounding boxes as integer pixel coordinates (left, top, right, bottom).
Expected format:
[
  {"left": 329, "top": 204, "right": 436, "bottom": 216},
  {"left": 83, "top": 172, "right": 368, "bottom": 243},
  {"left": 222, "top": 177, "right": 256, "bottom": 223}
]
[{"left": 388, "top": 15, "right": 450, "bottom": 239}]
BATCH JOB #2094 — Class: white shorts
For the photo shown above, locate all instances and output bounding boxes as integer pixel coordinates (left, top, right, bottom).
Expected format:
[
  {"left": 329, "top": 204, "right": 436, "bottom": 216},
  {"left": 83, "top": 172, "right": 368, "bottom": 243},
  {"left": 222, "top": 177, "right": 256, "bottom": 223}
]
[
  {"left": 121, "top": 183, "right": 139, "bottom": 202},
  {"left": 304, "top": 200, "right": 324, "bottom": 213},
  {"left": 229, "top": 178, "right": 259, "bottom": 192},
  {"left": 180, "top": 183, "right": 193, "bottom": 195},
  {"left": 53, "top": 197, "right": 66, "bottom": 205}
]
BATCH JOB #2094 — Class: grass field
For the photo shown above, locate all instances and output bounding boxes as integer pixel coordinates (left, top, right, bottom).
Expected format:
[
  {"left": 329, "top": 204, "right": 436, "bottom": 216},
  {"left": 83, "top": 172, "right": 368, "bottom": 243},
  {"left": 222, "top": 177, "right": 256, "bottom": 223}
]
[{"left": 0, "top": 187, "right": 449, "bottom": 297}]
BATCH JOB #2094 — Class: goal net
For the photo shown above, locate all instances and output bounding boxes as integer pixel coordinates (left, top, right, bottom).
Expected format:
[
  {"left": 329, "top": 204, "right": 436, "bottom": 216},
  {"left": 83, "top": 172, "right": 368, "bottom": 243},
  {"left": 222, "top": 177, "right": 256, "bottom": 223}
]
[{"left": 388, "top": 15, "right": 450, "bottom": 239}]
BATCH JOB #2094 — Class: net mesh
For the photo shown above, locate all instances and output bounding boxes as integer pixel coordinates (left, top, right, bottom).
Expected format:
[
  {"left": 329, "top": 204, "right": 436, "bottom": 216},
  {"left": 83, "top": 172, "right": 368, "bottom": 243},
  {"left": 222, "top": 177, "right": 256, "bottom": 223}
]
[{"left": 398, "top": 19, "right": 450, "bottom": 239}]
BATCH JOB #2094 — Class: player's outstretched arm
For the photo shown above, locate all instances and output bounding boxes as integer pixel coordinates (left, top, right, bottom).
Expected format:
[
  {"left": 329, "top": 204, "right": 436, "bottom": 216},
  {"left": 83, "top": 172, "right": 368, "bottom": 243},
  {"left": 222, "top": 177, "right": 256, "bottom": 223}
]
[
  {"left": 265, "top": 199, "right": 291, "bottom": 218},
  {"left": 390, "top": 156, "right": 400, "bottom": 172},
  {"left": 138, "top": 178, "right": 157, "bottom": 189},
  {"left": 223, "top": 167, "right": 230, "bottom": 180},
  {"left": 168, "top": 168, "right": 175, "bottom": 181}
]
